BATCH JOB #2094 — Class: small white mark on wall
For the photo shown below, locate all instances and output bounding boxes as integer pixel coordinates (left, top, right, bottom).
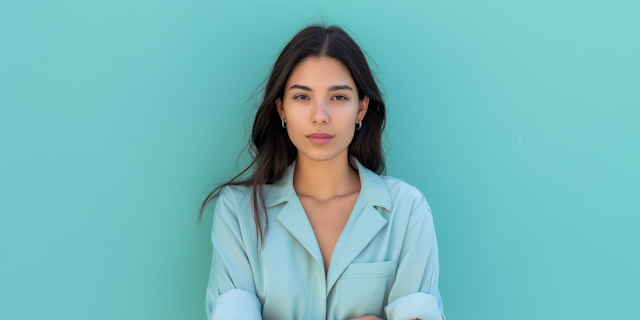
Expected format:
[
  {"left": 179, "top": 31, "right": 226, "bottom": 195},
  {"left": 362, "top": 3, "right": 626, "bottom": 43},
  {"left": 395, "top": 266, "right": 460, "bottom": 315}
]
[{"left": 519, "top": 139, "right": 521, "bottom": 147}]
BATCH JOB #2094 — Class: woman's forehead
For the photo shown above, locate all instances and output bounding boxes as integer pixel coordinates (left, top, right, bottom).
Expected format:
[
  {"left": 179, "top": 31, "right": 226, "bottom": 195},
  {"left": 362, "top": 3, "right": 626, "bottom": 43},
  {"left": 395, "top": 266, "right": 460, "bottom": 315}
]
[{"left": 286, "top": 57, "right": 354, "bottom": 90}]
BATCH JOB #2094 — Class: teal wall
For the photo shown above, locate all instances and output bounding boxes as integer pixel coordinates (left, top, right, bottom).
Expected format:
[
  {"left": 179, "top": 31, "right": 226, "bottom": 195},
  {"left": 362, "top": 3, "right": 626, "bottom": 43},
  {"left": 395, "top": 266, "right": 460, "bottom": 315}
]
[{"left": 1, "top": 0, "right": 638, "bottom": 319}]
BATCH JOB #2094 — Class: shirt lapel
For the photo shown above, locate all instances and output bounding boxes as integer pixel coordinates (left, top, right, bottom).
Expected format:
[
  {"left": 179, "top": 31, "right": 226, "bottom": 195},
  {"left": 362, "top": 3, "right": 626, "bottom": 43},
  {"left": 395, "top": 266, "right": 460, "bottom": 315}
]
[
  {"left": 265, "top": 158, "right": 326, "bottom": 273},
  {"left": 265, "top": 156, "right": 394, "bottom": 296}
]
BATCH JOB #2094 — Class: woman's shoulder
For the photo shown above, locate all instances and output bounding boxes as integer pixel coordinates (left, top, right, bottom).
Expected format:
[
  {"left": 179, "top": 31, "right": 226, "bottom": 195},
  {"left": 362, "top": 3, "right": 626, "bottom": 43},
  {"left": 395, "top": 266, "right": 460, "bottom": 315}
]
[
  {"left": 379, "top": 175, "right": 431, "bottom": 216},
  {"left": 218, "top": 184, "right": 253, "bottom": 203},
  {"left": 218, "top": 183, "right": 277, "bottom": 210},
  {"left": 214, "top": 185, "right": 257, "bottom": 223},
  {"left": 380, "top": 175, "right": 425, "bottom": 199}
]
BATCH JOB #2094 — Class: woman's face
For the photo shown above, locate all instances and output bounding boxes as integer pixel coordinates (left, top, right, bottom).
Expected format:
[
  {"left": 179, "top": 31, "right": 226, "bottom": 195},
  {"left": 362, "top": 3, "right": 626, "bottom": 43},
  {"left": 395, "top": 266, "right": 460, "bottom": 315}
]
[{"left": 276, "top": 56, "right": 369, "bottom": 162}]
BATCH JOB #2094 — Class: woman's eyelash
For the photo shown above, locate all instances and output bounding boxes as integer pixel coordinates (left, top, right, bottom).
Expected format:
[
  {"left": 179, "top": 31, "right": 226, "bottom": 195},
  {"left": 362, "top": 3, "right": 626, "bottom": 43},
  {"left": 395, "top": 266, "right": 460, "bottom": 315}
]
[{"left": 293, "top": 95, "right": 348, "bottom": 100}]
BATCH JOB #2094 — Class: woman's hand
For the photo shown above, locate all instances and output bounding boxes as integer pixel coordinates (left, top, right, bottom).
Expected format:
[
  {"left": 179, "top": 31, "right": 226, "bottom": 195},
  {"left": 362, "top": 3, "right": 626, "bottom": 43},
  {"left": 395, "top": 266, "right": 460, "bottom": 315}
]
[{"left": 348, "top": 317, "right": 422, "bottom": 320}]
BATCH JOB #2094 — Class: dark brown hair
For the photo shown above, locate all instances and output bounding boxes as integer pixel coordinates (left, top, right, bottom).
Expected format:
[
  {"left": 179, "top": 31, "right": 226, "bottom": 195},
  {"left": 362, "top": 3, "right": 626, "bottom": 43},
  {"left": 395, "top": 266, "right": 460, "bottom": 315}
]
[{"left": 197, "top": 22, "right": 388, "bottom": 252}]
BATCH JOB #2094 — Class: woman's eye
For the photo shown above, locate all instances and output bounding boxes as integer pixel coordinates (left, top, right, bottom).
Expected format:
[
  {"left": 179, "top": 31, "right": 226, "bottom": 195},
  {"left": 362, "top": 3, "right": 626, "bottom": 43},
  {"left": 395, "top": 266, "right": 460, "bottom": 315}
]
[{"left": 294, "top": 94, "right": 347, "bottom": 100}]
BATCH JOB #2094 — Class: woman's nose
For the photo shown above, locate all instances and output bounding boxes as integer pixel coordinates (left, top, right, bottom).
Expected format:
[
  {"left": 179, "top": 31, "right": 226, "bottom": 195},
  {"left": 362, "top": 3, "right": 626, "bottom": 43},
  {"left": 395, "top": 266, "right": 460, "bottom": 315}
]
[{"left": 312, "top": 99, "right": 329, "bottom": 124}]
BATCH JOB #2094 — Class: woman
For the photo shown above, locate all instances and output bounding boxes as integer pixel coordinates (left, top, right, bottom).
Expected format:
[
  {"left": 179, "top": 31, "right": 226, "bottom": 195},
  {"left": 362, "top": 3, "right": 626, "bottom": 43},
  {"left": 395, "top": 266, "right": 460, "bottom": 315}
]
[{"left": 198, "top": 23, "right": 445, "bottom": 320}]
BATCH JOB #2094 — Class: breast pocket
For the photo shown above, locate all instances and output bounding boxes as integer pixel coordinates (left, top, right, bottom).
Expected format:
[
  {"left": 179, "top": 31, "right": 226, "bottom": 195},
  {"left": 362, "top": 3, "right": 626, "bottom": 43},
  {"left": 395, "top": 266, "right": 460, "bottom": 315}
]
[{"left": 337, "top": 259, "right": 397, "bottom": 319}]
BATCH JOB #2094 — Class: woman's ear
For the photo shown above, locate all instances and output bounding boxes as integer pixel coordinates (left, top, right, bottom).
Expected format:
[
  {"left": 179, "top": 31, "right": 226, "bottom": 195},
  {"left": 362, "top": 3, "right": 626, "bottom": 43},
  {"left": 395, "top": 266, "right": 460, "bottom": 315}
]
[
  {"left": 275, "top": 97, "right": 284, "bottom": 119},
  {"left": 358, "top": 95, "right": 370, "bottom": 120}
]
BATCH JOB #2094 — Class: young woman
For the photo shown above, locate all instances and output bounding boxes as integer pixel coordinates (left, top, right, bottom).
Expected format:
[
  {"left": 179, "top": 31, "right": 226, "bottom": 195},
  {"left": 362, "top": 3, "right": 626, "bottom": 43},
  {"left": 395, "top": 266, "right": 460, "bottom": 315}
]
[{"left": 198, "top": 23, "right": 445, "bottom": 320}]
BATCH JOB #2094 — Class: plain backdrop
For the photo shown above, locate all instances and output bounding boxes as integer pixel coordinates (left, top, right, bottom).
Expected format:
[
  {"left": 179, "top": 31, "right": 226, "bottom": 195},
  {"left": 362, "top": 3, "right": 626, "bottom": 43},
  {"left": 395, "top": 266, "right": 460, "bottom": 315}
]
[{"left": 1, "top": 0, "right": 639, "bottom": 319}]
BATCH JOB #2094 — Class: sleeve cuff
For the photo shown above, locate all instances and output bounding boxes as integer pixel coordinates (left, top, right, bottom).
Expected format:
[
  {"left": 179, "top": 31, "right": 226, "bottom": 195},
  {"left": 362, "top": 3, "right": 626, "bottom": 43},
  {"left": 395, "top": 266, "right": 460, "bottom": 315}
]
[
  {"left": 212, "top": 288, "right": 262, "bottom": 320},
  {"left": 384, "top": 292, "right": 444, "bottom": 320}
]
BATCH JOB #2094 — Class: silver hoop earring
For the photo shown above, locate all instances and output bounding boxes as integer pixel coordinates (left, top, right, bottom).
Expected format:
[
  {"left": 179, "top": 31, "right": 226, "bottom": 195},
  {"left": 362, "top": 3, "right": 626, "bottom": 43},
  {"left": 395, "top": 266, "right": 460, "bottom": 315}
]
[
  {"left": 356, "top": 120, "right": 362, "bottom": 130},
  {"left": 281, "top": 119, "right": 287, "bottom": 129}
]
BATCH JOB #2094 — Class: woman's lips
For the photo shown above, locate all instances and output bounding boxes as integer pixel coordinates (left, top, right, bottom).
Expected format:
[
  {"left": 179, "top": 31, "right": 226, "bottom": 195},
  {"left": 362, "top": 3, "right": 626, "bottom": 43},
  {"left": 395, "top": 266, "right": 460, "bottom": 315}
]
[{"left": 308, "top": 136, "right": 333, "bottom": 145}]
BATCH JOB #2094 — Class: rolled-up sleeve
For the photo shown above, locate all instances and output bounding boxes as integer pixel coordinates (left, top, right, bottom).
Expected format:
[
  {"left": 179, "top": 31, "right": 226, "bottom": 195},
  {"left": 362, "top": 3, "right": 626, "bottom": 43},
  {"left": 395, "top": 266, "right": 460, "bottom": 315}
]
[
  {"left": 384, "top": 194, "right": 445, "bottom": 320},
  {"left": 205, "top": 186, "right": 262, "bottom": 320}
]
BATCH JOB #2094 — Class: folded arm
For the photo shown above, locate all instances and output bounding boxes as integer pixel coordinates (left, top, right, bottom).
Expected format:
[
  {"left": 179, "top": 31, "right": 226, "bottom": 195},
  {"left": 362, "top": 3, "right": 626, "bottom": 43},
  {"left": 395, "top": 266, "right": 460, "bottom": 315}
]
[
  {"left": 205, "top": 186, "right": 262, "bottom": 320},
  {"left": 383, "top": 194, "right": 445, "bottom": 320}
]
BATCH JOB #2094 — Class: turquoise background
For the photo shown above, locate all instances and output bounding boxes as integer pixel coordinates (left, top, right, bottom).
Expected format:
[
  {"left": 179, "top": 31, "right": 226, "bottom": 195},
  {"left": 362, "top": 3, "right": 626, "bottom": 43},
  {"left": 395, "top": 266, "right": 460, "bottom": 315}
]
[{"left": 1, "top": 0, "right": 639, "bottom": 319}]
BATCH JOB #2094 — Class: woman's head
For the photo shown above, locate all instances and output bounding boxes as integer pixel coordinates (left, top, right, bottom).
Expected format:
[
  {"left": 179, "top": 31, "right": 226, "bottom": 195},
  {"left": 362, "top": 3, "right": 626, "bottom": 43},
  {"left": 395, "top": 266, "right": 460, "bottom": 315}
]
[
  {"left": 275, "top": 55, "right": 369, "bottom": 163},
  {"left": 253, "top": 23, "right": 387, "bottom": 176},
  {"left": 199, "top": 23, "right": 387, "bottom": 249}
]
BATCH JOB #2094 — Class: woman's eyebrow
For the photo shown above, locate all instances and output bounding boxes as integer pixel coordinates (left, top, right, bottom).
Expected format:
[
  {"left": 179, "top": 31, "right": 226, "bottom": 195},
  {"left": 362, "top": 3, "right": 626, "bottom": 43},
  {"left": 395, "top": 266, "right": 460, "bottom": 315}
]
[{"left": 288, "top": 84, "right": 353, "bottom": 92}]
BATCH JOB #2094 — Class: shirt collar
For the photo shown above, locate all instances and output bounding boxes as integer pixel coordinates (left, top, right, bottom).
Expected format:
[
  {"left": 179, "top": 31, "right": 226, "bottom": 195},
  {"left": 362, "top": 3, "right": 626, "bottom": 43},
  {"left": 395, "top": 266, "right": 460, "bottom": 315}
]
[{"left": 264, "top": 155, "right": 393, "bottom": 210}]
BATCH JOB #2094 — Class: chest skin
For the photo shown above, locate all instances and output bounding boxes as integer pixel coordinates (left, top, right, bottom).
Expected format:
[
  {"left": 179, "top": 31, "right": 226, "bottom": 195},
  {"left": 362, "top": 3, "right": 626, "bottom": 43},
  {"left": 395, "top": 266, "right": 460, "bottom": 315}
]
[{"left": 297, "top": 190, "right": 360, "bottom": 276}]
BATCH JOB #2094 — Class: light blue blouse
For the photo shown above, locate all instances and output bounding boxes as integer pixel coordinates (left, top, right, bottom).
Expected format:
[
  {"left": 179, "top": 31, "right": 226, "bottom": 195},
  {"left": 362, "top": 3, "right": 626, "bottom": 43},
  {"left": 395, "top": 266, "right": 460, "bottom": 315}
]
[{"left": 205, "top": 156, "right": 445, "bottom": 320}]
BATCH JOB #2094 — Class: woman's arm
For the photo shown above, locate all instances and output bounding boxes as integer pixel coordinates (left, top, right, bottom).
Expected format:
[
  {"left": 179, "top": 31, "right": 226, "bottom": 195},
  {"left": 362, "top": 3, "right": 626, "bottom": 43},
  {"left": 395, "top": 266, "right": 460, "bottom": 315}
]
[
  {"left": 349, "top": 317, "right": 422, "bottom": 320},
  {"left": 382, "top": 194, "right": 445, "bottom": 320},
  {"left": 205, "top": 186, "right": 262, "bottom": 320}
]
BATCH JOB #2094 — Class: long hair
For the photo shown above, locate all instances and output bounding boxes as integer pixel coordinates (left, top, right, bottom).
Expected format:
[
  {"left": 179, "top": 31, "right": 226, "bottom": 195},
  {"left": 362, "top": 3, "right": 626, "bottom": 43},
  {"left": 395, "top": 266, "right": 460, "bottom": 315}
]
[{"left": 197, "top": 22, "right": 388, "bottom": 253}]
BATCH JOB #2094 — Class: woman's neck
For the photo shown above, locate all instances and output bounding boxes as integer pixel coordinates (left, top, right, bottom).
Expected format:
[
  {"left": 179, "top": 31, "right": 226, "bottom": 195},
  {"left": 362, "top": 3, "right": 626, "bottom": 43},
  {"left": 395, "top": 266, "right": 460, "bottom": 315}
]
[{"left": 292, "top": 151, "right": 361, "bottom": 202}]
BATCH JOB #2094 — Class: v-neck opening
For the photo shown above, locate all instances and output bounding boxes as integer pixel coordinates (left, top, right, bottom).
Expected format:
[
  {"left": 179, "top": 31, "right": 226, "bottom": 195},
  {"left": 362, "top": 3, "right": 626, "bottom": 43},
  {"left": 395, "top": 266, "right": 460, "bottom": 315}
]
[
  {"left": 325, "top": 191, "right": 365, "bottom": 275},
  {"left": 291, "top": 187, "right": 365, "bottom": 281}
]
